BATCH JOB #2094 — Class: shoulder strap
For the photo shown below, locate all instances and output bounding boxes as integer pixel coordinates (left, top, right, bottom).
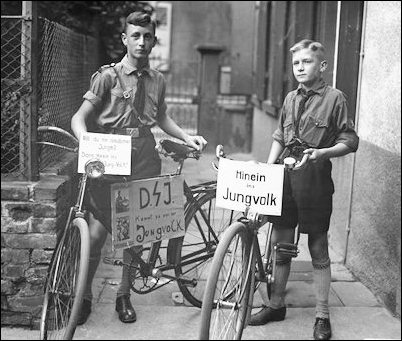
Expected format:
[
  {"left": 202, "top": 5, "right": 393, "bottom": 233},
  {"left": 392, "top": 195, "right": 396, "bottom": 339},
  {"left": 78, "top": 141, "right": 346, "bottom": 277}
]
[
  {"left": 97, "top": 62, "right": 115, "bottom": 73},
  {"left": 111, "top": 65, "right": 142, "bottom": 125}
]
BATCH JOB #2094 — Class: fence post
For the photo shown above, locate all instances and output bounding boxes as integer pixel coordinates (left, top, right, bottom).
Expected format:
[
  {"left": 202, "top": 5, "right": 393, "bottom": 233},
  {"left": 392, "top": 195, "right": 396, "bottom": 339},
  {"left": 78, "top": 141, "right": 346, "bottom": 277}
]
[
  {"left": 196, "top": 44, "right": 225, "bottom": 152},
  {"left": 20, "top": 1, "right": 39, "bottom": 180}
]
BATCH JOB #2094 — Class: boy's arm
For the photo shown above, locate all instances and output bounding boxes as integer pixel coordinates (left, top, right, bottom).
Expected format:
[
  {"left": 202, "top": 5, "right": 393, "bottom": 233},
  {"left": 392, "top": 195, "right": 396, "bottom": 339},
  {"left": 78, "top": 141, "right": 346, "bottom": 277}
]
[
  {"left": 304, "top": 142, "right": 353, "bottom": 163},
  {"left": 71, "top": 100, "right": 96, "bottom": 139},
  {"left": 267, "top": 140, "right": 285, "bottom": 164},
  {"left": 158, "top": 113, "right": 207, "bottom": 151}
]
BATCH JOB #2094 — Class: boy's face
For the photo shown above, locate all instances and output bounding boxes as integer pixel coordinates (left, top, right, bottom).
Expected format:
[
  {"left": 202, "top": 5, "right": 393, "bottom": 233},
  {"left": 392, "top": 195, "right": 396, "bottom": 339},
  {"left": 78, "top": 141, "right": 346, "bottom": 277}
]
[
  {"left": 122, "top": 23, "right": 156, "bottom": 60},
  {"left": 292, "top": 48, "right": 327, "bottom": 88}
]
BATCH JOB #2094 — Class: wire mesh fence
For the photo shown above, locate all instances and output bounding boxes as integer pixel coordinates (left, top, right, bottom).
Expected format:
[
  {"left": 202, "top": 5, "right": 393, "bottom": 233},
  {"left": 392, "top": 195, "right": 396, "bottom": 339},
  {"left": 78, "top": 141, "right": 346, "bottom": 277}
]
[
  {"left": 37, "top": 18, "right": 99, "bottom": 171},
  {"left": 1, "top": 11, "right": 100, "bottom": 179},
  {"left": 1, "top": 16, "right": 33, "bottom": 178}
]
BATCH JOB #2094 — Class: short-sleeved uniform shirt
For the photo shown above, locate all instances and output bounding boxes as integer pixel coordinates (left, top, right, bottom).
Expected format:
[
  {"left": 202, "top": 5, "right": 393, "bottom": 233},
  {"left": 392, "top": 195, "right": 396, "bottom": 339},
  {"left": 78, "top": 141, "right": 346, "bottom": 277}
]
[
  {"left": 83, "top": 55, "right": 166, "bottom": 230},
  {"left": 268, "top": 79, "right": 359, "bottom": 234},
  {"left": 83, "top": 54, "right": 168, "bottom": 131}
]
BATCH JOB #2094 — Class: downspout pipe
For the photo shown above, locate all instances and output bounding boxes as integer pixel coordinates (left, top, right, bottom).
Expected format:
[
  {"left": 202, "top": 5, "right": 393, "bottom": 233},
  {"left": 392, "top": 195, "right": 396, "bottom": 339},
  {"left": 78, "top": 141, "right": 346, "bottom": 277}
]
[{"left": 343, "top": 1, "right": 367, "bottom": 265}]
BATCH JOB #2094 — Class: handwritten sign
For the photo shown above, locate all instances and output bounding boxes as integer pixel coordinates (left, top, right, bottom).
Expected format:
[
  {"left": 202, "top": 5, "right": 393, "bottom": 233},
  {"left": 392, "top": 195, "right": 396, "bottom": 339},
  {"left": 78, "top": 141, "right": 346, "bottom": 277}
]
[
  {"left": 216, "top": 158, "right": 284, "bottom": 216},
  {"left": 110, "top": 175, "right": 185, "bottom": 250},
  {"left": 78, "top": 132, "right": 131, "bottom": 175}
]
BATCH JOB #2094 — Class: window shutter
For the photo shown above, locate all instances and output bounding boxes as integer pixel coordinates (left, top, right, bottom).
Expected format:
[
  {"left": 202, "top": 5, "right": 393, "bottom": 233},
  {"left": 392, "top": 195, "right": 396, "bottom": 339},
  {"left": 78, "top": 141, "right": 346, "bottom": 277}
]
[{"left": 266, "top": 1, "right": 287, "bottom": 110}]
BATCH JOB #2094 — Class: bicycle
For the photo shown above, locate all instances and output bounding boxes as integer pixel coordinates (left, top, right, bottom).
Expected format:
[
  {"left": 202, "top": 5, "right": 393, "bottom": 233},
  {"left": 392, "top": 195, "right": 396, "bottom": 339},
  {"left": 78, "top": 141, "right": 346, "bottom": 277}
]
[
  {"left": 199, "top": 146, "right": 300, "bottom": 340},
  {"left": 37, "top": 126, "right": 240, "bottom": 340}
]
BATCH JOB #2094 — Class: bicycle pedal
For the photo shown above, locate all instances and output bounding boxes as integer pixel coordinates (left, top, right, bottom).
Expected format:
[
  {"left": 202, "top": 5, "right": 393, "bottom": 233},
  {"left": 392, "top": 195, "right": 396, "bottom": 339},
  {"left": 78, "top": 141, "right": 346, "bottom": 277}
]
[{"left": 103, "top": 257, "right": 123, "bottom": 266}]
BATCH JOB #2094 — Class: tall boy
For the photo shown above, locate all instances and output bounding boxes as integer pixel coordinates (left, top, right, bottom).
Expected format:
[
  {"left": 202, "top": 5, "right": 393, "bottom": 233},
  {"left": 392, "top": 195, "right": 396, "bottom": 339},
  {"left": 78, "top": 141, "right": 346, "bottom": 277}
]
[
  {"left": 249, "top": 39, "right": 359, "bottom": 340},
  {"left": 71, "top": 11, "right": 207, "bottom": 325}
]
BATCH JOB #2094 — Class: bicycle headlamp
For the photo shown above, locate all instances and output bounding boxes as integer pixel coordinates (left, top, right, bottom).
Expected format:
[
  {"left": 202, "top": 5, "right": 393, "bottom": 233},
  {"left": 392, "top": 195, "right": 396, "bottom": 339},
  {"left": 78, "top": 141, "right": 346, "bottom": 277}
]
[{"left": 85, "top": 159, "right": 105, "bottom": 179}]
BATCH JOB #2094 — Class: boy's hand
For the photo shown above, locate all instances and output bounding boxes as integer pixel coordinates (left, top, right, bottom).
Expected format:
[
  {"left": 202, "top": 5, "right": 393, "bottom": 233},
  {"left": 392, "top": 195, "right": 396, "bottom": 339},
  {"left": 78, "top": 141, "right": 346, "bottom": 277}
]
[
  {"left": 303, "top": 148, "right": 326, "bottom": 163},
  {"left": 293, "top": 153, "right": 310, "bottom": 170},
  {"left": 185, "top": 135, "right": 208, "bottom": 151}
]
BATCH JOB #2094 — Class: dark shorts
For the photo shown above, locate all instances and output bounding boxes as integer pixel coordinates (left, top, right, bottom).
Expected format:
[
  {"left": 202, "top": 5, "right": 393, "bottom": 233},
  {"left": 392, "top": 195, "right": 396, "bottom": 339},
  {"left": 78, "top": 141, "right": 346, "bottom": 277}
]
[
  {"left": 84, "top": 134, "right": 162, "bottom": 232},
  {"left": 266, "top": 160, "right": 334, "bottom": 234}
]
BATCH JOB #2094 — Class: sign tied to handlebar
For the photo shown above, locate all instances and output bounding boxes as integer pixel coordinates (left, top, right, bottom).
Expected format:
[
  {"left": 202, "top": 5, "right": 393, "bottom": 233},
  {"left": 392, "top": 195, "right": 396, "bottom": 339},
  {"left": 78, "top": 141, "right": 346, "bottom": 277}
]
[
  {"left": 78, "top": 132, "right": 132, "bottom": 175},
  {"left": 216, "top": 158, "right": 284, "bottom": 216}
]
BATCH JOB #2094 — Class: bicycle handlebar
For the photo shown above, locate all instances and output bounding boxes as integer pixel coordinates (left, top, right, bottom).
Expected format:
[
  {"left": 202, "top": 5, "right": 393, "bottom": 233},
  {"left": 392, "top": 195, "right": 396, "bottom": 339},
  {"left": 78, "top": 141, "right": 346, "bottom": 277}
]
[
  {"left": 37, "top": 126, "right": 200, "bottom": 162},
  {"left": 37, "top": 126, "right": 79, "bottom": 153},
  {"left": 212, "top": 144, "right": 298, "bottom": 171},
  {"left": 38, "top": 126, "right": 79, "bottom": 144}
]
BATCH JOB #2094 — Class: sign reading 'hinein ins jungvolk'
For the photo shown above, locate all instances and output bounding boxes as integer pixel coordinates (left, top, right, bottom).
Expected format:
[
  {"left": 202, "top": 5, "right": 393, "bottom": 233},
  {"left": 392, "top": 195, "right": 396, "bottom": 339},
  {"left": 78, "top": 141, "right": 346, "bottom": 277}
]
[{"left": 216, "top": 158, "right": 284, "bottom": 215}]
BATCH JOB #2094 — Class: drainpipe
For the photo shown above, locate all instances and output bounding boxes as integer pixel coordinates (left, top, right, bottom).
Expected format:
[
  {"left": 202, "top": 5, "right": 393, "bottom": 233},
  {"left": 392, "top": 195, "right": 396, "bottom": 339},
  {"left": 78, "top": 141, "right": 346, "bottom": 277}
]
[{"left": 342, "top": 1, "right": 367, "bottom": 265}]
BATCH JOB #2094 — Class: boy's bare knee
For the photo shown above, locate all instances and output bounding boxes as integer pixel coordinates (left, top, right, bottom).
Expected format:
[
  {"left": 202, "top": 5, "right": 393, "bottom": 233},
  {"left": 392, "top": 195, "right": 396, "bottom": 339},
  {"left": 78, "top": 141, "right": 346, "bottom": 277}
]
[{"left": 312, "top": 257, "right": 330, "bottom": 269}]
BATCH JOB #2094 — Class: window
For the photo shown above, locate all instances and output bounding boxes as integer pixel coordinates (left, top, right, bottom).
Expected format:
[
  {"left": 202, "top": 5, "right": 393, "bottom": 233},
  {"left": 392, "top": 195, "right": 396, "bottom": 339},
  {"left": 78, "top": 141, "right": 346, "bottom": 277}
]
[{"left": 253, "top": 1, "right": 330, "bottom": 117}]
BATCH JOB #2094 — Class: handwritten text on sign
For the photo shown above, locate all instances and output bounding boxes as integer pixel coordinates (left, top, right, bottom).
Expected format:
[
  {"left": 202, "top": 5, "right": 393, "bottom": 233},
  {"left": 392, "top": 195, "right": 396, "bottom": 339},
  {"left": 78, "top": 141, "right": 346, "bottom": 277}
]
[
  {"left": 216, "top": 158, "right": 284, "bottom": 215},
  {"left": 110, "top": 175, "right": 185, "bottom": 249},
  {"left": 78, "top": 132, "right": 131, "bottom": 175}
]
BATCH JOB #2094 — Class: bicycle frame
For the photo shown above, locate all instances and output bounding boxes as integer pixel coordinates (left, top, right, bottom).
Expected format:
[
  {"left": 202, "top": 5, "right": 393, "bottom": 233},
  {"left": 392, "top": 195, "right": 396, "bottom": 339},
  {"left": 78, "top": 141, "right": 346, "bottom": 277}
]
[{"left": 106, "top": 177, "right": 220, "bottom": 289}]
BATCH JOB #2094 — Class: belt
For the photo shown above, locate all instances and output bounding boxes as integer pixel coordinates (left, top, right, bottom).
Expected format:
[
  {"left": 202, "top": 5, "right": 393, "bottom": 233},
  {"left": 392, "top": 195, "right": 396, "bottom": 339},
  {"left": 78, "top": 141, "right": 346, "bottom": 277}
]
[{"left": 108, "top": 126, "right": 152, "bottom": 138}]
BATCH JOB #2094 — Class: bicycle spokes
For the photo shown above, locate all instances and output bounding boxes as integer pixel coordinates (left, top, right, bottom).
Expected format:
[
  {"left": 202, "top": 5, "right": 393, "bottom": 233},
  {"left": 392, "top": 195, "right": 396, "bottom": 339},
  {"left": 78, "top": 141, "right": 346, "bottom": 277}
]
[
  {"left": 210, "top": 233, "right": 249, "bottom": 339},
  {"left": 43, "top": 227, "right": 82, "bottom": 339}
]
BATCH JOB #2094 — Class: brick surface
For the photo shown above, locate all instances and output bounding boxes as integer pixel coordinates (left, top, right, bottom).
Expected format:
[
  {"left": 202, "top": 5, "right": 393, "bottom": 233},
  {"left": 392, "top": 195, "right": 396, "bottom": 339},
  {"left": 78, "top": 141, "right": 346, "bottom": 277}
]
[
  {"left": 29, "top": 217, "right": 57, "bottom": 233},
  {"left": 1, "top": 233, "right": 56, "bottom": 249},
  {"left": 1, "top": 183, "right": 30, "bottom": 201}
]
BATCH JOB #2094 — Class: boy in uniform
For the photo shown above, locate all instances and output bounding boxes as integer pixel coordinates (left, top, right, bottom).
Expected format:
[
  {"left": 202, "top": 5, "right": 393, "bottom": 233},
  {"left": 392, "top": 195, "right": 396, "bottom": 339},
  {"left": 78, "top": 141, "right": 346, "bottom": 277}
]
[
  {"left": 249, "top": 39, "right": 359, "bottom": 340},
  {"left": 71, "top": 11, "right": 207, "bottom": 325}
]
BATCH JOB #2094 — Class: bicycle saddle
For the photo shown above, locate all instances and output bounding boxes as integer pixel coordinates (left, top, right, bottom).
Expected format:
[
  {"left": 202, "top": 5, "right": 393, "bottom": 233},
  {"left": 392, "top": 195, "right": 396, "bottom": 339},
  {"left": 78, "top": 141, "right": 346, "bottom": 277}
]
[{"left": 159, "top": 139, "right": 200, "bottom": 160}]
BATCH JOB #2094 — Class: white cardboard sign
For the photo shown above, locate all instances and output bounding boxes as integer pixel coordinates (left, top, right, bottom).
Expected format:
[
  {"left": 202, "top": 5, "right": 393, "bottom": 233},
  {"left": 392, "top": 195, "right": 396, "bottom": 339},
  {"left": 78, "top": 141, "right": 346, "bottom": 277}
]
[
  {"left": 110, "top": 175, "right": 186, "bottom": 249},
  {"left": 78, "top": 132, "right": 131, "bottom": 175},
  {"left": 216, "top": 158, "right": 284, "bottom": 216}
]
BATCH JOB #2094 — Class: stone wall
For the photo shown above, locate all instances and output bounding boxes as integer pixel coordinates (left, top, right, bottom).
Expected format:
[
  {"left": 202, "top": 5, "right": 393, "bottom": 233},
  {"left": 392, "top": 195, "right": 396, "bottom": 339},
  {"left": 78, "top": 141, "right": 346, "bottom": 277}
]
[{"left": 1, "top": 174, "right": 73, "bottom": 328}]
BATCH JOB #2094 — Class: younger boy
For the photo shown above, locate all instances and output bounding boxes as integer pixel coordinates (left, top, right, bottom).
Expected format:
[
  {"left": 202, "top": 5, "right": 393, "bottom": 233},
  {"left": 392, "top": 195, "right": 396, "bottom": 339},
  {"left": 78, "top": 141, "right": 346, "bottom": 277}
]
[{"left": 249, "top": 39, "right": 359, "bottom": 340}]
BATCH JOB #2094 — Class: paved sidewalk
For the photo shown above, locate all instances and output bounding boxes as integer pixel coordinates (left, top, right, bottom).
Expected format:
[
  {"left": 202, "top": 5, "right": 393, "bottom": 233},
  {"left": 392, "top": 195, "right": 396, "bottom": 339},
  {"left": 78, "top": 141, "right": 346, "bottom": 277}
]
[{"left": 2, "top": 152, "right": 401, "bottom": 340}]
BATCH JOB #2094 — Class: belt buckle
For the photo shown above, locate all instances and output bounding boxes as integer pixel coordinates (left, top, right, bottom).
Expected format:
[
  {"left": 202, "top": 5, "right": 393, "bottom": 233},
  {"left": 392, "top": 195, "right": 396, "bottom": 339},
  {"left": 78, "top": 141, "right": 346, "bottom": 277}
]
[{"left": 126, "top": 128, "right": 139, "bottom": 138}]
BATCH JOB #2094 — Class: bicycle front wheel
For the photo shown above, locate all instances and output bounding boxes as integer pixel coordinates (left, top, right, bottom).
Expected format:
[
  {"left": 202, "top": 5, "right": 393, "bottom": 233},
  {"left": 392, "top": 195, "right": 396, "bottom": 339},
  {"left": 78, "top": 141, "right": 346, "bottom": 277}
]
[
  {"left": 172, "top": 189, "right": 242, "bottom": 307},
  {"left": 40, "top": 217, "right": 90, "bottom": 340},
  {"left": 199, "top": 221, "right": 252, "bottom": 340}
]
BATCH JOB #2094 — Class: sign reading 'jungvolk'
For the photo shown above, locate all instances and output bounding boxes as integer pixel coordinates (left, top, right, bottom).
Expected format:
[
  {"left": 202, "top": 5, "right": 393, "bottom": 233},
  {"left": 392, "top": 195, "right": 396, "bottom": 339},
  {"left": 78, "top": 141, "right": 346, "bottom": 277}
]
[{"left": 216, "top": 158, "right": 284, "bottom": 216}]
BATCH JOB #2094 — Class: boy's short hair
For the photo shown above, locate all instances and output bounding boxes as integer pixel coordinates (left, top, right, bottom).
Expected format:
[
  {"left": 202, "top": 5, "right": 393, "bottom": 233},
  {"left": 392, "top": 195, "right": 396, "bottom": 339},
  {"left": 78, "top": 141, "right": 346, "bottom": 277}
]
[
  {"left": 290, "top": 39, "right": 325, "bottom": 61},
  {"left": 124, "top": 11, "right": 156, "bottom": 34}
]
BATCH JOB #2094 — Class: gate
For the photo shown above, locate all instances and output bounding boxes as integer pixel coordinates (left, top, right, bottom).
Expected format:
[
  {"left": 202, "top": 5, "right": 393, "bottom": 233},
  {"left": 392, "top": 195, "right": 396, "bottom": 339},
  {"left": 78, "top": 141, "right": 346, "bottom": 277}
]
[{"left": 151, "top": 59, "right": 199, "bottom": 143}]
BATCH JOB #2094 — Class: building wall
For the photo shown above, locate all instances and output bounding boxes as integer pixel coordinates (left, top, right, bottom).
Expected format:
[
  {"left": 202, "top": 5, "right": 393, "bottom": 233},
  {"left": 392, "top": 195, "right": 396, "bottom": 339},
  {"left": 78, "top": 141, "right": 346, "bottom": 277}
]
[
  {"left": 226, "top": 1, "right": 255, "bottom": 94},
  {"left": 1, "top": 174, "right": 74, "bottom": 327},
  {"left": 345, "top": 1, "right": 401, "bottom": 316},
  {"left": 158, "top": 1, "right": 254, "bottom": 95},
  {"left": 168, "top": 1, "right": 232, "bottom": 63}
]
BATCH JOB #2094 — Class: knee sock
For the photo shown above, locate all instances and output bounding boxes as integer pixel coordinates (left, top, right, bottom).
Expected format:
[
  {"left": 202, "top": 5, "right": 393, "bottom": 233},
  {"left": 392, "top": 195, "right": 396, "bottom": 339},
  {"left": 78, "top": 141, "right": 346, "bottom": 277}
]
[
  {"left": 313, "top": 260, "right": 331, "bottom": 319},
  {"left": 269, "top": 261, "right": 291, "bottom": 309},
  {"left": 83, "top": 255, "right": 101, "bottom": 302}
]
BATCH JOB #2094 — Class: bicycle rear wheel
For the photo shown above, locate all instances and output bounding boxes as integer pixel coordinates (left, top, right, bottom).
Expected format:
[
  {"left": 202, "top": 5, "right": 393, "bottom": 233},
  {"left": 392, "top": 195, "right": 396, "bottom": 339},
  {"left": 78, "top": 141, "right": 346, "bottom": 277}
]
[
  {"left": 172, "top": 190, "right": 242, "bottom": 307},
  {"left": 199, "top": 221, "right": 252, "bottom": 340},
  {"left": 40, "top": 217, "right": 90, "bottom": 340}
]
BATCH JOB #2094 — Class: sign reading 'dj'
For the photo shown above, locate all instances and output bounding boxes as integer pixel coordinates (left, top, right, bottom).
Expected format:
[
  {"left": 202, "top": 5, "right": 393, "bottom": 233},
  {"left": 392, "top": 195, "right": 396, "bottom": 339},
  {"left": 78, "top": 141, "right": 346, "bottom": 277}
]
[
  {"left": 110, "top": 175, "right": 185, "bottom": 249},
  {"left": 216, "top": 158, "right": 285, "bottom": 216},
  {"left": 78, "top": 132, "right": 131, "bottom": 175}
]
